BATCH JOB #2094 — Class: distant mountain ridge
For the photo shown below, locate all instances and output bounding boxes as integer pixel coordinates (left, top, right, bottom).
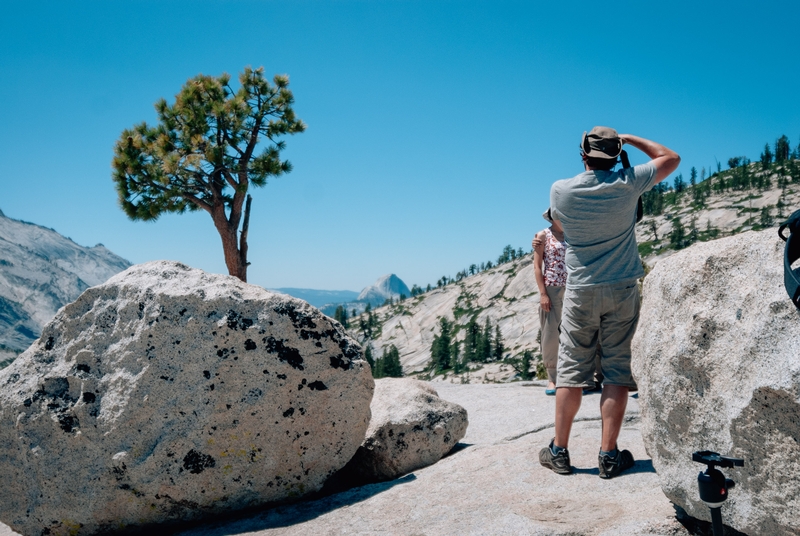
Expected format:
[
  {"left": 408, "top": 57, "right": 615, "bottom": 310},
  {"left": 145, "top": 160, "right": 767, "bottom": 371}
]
[
  {"left": 277, "top": 275, "right": 410, "bottom": 317},
  {"left": 0, "top": 209, "right": 131, "bottom": 364},
  {"left": 272, "top": 288, "right": 359, "bottom": 308}
]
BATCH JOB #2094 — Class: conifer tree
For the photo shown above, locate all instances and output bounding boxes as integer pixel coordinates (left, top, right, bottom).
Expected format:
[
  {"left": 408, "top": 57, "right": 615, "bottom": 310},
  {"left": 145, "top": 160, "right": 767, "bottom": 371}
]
[
  {"left": 649, "top": 220, "right": 659, "bottom": 241},
  {"left": 716, "top": 173, "right": 726, "bottom": 193},
  {"left": 463, "top": 317, "right": 479, "bottom": 363},
  {"left": 673, "top": 174, "right": 685, "bottom": 193},
  {"left": 480, "top": 317, "right": 492, "bottom": 361},
  {"left": 112, "top": 68, "right": 306, "bottom": 282},
  {"left": 493, "top": 324, "right": 504, "bottom": 360},
  {"left": 760, "top": 206, "right": 774, "bottom": 228},
  {"left": 450, "top": 341, "right": 462, "bottom": 374},
  {"left": 382, "top": 345, "right": 403, "bottom": 377},
  {"left": 761, "top": 143, "right": 773, "bottom": 170},
  {"left": 333, "top": 305, "right": 346, "bottom": 327},
  {"left": 364, "top": 345, "right": 375, "bottom": 371},
  {"left": 373, "top": 353, "right": 384, "bottom": 378},
  {"left": 775, "top": 135, "right": 790, "bottom": 163},
  {"left": 670, "top": 216, "right": 685, "bottom": 249},
  {"left": 430, "top": 317, "right": 452, "bottom": 372},
  {"left": 705, "top": 219, "right": 719, "bottom": 240},
  {"left": 520, "top": 350, "right": 534, "bottom": 381},
  {"left": 689, "top": 216, "right": 698, "bottom": 244},
  {"left": 690, "top": 167, "right": 697, "bottom": 187}
]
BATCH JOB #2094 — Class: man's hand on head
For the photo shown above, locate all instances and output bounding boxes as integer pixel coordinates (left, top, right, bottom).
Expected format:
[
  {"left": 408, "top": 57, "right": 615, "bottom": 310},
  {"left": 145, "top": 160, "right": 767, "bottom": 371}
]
[{"left": 615, "top": 134, "right": 680, "bottom": 185}]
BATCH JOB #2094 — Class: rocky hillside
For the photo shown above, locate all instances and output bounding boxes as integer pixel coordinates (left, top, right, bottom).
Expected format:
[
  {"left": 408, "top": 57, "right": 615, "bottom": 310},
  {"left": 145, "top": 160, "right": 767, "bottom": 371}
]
[
  {"left": 0, "top": 209, "right": 131, "bottom": 365},
  {"left": 350, "top": 255, "right": 540, "bottom": 376},
  {"left": 635, "top": 159, "right": 800, "bottom": 266},
  {"left": 353, "top": 158, "right": 800, "bottom": 377}
]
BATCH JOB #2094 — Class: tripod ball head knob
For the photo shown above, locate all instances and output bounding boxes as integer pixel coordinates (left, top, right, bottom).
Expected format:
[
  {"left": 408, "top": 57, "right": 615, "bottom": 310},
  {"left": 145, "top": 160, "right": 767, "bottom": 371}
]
[{"left": 693, "top": 450, "right": 744, "bottom": 507}]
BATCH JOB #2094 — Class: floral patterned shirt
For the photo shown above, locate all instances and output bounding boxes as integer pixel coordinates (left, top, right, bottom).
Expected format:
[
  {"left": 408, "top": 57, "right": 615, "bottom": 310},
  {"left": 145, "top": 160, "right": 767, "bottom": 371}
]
[{"left": 542, "top": 228, "right": 567, "bottom": 287}]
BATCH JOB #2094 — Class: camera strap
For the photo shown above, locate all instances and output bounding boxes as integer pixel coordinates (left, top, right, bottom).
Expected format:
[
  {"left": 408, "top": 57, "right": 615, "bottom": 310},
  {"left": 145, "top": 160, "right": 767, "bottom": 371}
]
[
  {"left": 620, "top": 150, "right": 644, "bottom": 222},
  {"left": 778, "top": 208, "right": 800, "bottom": 309}
]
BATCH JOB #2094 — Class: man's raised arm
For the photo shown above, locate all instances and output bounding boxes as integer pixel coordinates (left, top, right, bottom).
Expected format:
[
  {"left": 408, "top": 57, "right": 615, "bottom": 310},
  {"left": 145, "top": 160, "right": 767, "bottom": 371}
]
[{"left": 619, "top": 134, "right": 680, "bottom": 184}]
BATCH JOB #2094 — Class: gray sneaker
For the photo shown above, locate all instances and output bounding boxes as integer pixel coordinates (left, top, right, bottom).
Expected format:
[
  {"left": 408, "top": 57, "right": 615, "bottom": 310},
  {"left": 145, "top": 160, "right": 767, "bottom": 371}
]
[
  {"left": 598, "top": 448, "right": 635, "bottom": 479},
  {"left": 539, "top": 440, "right": 572, "bottom": 475}
]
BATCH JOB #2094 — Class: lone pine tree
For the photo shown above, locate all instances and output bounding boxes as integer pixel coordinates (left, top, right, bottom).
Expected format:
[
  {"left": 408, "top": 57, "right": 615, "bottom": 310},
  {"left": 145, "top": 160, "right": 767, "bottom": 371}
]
[{"left": 112, "top": 67, "right": 306, "bottom": 282}]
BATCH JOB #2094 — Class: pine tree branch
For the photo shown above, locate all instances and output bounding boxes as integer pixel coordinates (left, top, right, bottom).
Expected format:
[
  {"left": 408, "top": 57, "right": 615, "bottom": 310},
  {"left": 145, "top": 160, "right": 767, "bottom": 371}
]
[
  {"left": 182, "top": 192, "right": 212, "bottom": 213},
  {"left": 221, "top": 169, "right": 238, "bottom": 190},
  {"left": 222, "top": 129, "right": 245, "bottom": 157}
]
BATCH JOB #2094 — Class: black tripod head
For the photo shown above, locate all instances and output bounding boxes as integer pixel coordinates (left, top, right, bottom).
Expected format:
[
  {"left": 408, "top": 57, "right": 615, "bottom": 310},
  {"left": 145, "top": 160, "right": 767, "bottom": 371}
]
[{"left": 693, "top": 450, "right": 744, "bottom": 507}]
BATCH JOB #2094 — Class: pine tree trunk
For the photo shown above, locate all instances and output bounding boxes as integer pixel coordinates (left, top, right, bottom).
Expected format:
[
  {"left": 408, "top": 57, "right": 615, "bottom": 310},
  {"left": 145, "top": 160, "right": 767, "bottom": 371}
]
[
  {"left": 212, "top": 206, "right": 246, "bottom": 282},
  {"left": 238, "top": 195, "right": 252, "bottom": 283}
]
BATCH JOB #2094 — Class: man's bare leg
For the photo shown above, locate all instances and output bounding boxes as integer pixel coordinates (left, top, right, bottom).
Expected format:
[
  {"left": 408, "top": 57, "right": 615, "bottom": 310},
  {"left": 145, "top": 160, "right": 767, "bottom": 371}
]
[
  {"left": 554, "top": 387, "right": 583, "bottom": 448},
  {"left": 599, "top": 384, "right": 629, "bottom": 451}
]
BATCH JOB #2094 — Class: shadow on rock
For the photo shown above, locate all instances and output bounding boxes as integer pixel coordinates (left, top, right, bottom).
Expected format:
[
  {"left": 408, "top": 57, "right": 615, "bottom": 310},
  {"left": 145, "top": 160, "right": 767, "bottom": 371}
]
[
  {"left": 674, "top": 504, "right": 750, "bottom": 536},
  {"left": 571, "top": 459, "right": 656, "bottom": 477},
  {"left": 321, "top": 440, "right": 471, "bottom": 494},
  {"left": 176, "top": 474, "right": 418, "bottom": 535}
]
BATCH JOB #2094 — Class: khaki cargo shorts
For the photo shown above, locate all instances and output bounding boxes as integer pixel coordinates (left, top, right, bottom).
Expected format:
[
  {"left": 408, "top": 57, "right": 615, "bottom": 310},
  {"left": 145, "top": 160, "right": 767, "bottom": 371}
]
[{"left": 556, "top": 280, "right": 640, "bottom": 389}]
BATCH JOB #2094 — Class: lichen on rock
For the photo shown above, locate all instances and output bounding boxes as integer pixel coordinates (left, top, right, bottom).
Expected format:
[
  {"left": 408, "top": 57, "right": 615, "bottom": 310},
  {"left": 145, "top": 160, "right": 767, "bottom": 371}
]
[{"left": 0, "top": 261, "right": 373, "bottom": 535}]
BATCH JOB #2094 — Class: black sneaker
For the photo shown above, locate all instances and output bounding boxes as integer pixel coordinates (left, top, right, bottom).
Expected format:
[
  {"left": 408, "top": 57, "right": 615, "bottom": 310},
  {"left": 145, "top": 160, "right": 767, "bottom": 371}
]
[
  {"left": 598, "top": 448, "right": 635, "bottom": 479},
  {"left": 539, "top": 440, "right": 572, "bottom": 475}
]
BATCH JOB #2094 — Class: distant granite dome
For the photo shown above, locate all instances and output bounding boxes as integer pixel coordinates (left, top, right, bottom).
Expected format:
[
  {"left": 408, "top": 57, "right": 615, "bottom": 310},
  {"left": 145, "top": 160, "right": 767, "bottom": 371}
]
[
  {"left": 357, "top": 274, "right": 410, "bottom": 306},
  {"left": 0, "top": 209, "right": 131, "bottom": 360}
]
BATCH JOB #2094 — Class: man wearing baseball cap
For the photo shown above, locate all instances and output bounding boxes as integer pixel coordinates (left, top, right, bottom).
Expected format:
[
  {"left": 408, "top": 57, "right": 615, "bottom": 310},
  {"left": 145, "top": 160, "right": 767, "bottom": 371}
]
[{"left": 539, "top": 127, "right": 680, "bottom": 478}]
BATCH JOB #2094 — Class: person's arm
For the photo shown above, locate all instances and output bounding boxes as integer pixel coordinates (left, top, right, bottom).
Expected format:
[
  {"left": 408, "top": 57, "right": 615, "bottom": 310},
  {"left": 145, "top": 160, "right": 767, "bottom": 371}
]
[
  {"left": 619, "top": 134, "right": 680, "bottom": 185},
  {"left": 533, "top": 232, "right": 551, "bottom": 312}
]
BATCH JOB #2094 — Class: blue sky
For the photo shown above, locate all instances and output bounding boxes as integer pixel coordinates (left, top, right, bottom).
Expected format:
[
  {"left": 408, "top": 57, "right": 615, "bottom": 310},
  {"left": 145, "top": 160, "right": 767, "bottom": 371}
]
[{"left": 2, "top": 1, "right": 799, "bottom": 291}]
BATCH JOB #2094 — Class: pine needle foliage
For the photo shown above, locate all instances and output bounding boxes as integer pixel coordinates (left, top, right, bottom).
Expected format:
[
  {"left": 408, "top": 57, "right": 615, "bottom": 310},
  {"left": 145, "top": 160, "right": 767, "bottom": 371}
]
[{"left": 111, "top": 66, "right": 306, "bottom": 281}]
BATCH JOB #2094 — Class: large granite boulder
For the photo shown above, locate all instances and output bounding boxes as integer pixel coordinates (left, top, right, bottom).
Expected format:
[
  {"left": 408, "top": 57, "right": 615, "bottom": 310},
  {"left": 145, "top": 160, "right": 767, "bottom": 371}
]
[
  {"left": 0, "top": 261, "right": 373, "bottom": 536},
  {"left": 632, "top": 229, "right": 800, "bottom": 536},
  {"left": 339, "top": 378, "right": 468, "bottom": 484}
]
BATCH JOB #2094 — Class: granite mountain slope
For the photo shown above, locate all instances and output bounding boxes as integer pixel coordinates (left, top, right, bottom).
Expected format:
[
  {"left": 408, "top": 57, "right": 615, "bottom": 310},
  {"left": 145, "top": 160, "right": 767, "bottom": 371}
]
[{"left": 0, "top": 209, "right": 131, "bottom": 364}]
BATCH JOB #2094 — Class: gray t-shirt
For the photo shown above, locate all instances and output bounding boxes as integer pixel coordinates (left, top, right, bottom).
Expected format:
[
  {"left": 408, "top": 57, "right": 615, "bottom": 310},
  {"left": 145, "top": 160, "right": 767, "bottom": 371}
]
[{"left": 549, "top": 162, "right": 657, "bottom": 287}]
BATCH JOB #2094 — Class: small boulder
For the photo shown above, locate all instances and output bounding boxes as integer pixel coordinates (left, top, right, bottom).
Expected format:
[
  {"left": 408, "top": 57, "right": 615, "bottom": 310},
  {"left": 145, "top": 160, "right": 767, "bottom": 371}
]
[
  {"left": 339, "top": 378, "right": 468, "bottom": 484},
  {"left": 0, "top": 261, "right": 373, "bottom": 535},
  {"left": 632, "top": 230, "right": 800, "bottom": 536}
]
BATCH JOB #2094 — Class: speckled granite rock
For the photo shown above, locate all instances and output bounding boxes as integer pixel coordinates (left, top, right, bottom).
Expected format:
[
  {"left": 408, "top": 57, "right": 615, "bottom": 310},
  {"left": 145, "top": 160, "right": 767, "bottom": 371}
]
[
  {"left": 632, "top": 229, "right": 800, "bottom": 536},
  {"left": 340, "top": 378, "right": 467, "bottom": 483},
  {"left": 0, "top": 261, "right": 373, "bottom": 536}
]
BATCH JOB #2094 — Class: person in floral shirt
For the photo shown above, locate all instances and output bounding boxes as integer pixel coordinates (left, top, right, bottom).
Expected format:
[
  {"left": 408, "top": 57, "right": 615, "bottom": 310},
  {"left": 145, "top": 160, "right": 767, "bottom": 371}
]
[{"left": 533, "top": 208, "right": 566, "bottom": 395}]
